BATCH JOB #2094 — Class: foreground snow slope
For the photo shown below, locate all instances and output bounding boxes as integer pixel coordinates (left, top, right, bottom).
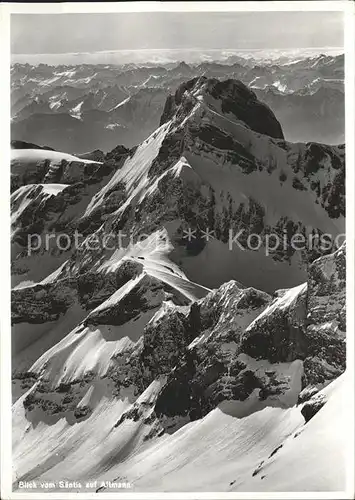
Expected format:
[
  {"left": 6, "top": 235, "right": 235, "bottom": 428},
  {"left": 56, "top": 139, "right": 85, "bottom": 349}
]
[
  {"left": 12, "top": 374, "right": 347, "bottom": 492},
  {"left": 240, "top": 374, "right": 347, "bottom": 492}
]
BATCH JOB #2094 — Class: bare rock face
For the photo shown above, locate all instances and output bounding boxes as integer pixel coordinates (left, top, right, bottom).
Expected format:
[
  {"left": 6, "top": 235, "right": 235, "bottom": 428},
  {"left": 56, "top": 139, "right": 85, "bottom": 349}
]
[
  {"left": 239, "top": 244, "right": 346, "bottom": 387},
  {"left": 76, "top": 258, "right": 144, "bottom": 311},
  {"left": 10, "top": 144, "right": 131, "bottom": 193},
  {"left": 141, "top": 308, "right": 192, "bottom": 381},
  {"left": 11, "top": 183, "right": 84, "bottom": 247},
  {"left": 240, "top": 284, "right": 308, "bottom": 363},
  {"left": 77, "top": 149, "right": 105, "bottom": 162},
  {"left": 12, "top": 281, "right": 76, "bottom": 324},
  {"left": 149, "top": 284, "right": 276, "bottom": 421},
  {"left": 301, "top": 392, "right": 327, "bottom": 422},
  {"left": 303, "top": 242, "right": 346, "bottom": 386}
]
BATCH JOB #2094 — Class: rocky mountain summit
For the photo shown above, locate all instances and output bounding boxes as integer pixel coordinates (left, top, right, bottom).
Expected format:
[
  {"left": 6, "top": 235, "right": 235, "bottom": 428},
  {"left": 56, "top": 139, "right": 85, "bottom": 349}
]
[
  {"left": 74, "top": 76, "right": 344, "bottom": 292},
  {"left": 11, "top": 75, "right": 346, "bottom": 492}
]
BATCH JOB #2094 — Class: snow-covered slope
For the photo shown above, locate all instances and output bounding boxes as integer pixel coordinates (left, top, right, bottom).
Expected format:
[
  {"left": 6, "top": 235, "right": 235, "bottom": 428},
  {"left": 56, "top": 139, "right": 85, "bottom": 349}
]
[
  {"left": 11, "top": 148, "right": 100, "bottom": 165},
  {"left": 239, "top": 374, "right": 347, "bottom": 492},
  {"left": 11, "top": 148, "right": 102, "bottom": 193},
  {"left": 13, "top": 246, "right": 345, "bottom": 491},
  {"left": 11, "top": 76, "right": 347, "bottom": 493},
  {"left": 12, "top": 242, "right": 346, "bottom": 492},
  {"left": 11, "top": 144, "right": 131, "bottom": 287},
  {"left": 13, "top": 375, "right": 346, "bottom": 492}
]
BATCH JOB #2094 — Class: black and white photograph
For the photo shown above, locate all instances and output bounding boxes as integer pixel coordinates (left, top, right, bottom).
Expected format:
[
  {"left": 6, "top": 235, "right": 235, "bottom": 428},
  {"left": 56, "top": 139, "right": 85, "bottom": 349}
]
[{"left": 1, "top": 2, "right": 354, "bottom": 498}]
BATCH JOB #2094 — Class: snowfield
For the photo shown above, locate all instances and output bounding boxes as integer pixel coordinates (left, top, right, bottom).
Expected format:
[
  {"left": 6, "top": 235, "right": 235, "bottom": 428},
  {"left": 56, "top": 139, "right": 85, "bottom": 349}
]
[
  {"left": 11, "top": 148, "right": 101, "bottom": 165},
  {"left": 12, "top": 374, "right": 347, "bottom": 492}
]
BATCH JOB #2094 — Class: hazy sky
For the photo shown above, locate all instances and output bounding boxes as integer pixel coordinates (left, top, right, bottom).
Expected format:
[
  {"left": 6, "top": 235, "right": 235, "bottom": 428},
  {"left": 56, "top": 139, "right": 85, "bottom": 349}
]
[{"left": 11, "top": 12, "right": 344, "bottom": 54}]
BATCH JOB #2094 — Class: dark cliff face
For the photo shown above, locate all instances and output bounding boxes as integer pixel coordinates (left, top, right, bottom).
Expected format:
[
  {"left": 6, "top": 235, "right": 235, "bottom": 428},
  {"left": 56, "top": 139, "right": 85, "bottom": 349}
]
[
  {"left": 160, "top": 76, "right": 284, "bottom": 140},
  {"left": 207, "top": 79, "right": 284, "bottom": 139}
]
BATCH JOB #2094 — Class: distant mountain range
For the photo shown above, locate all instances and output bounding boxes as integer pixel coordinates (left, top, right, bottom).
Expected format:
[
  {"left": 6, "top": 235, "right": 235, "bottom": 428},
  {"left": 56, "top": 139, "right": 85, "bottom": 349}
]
[
  {"left": 11, "top": 53, "right": 344, "bottom": 153},
  {"left": 11, "top": 46, "right": 344, "bottom": 66}
]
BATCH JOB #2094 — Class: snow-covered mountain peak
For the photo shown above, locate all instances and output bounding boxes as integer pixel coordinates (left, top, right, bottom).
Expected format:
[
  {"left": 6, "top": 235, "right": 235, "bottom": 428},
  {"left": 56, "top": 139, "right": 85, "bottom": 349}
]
[{"left": 48, "top": 73, "right": 342, "bottom": 295}]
